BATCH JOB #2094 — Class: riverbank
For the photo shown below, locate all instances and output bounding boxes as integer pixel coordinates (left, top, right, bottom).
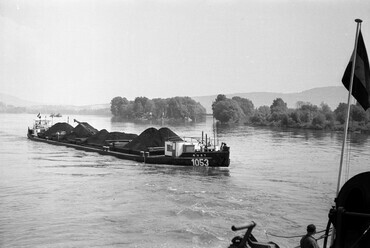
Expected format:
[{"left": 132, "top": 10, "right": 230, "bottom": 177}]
[{"left": 246, "top": 121, "right": 370, "bottom": 134}]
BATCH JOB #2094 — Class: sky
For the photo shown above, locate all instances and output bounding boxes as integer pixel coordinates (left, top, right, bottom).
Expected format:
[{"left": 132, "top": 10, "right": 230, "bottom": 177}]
[{"left": 1, "top": 0, "right": 370, "bottom": 106}]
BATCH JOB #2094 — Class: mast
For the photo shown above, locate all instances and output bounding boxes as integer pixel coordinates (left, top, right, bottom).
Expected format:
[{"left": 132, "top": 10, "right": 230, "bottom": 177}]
[
  {"left": 331, "top": 19, "right": 364, "bottom": 248},
  {"left": 336, "top": 19, "right": 363, "bottom": 196}
]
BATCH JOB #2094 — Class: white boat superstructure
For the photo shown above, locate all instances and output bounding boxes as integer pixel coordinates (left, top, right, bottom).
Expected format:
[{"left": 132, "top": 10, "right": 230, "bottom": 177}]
[{"left": 28, "top": 119, "right": 51, "bottom": 137}]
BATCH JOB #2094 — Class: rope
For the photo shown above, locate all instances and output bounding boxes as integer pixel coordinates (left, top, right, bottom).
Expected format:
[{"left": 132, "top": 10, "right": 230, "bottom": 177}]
[
  {"left": 265, "top": 228, "right": 331, "bottom": 239},
  {"left": 350, "top": 224, "right": 370, "bottom": 248}
]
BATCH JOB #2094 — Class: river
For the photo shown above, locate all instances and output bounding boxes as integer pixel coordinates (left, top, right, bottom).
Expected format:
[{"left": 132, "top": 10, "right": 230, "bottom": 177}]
[{"left": 0, "top": 113, "right": 369, "bottom": 248}]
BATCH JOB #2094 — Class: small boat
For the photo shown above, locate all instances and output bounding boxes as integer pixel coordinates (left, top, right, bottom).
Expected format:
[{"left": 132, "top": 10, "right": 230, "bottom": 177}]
[
  {"left": 27, "top": 118, "right": 230, "bottom": 167},
  {"left": 50, "top": 113, "right": 62, "bottom": 118}
]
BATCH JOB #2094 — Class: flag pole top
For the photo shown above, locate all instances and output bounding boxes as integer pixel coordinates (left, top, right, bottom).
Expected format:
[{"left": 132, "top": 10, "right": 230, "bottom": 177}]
[{"left": 355, "top": 19, "right": 363, "bottom": 23}]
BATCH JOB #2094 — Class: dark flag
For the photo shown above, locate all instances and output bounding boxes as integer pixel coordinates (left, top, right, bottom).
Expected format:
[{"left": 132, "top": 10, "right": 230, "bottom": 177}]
[{"left": 342, "top": 30, "right": 370, "bottom": 110}]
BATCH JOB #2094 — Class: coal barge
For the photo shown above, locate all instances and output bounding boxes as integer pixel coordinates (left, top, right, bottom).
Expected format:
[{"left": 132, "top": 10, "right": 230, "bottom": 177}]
[{"left": 27, "top": 118, "right": 230, "bottom": 167}]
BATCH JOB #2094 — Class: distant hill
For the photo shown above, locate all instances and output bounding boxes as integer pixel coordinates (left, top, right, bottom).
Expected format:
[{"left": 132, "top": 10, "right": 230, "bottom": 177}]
[
  {"left": 192, "top": 86, "right": 349, "bottom": 113},
  {"left": 0, "top": 92, "right": 41, "bottom": 107},
  {"left": 26, "top": 103, "right": 111, "bottom": 114},
  {"left": 0, "top": 92, "right": 110, "bottom": 115},
  {"left": 1, "top": 86, "right": 349, "bottom": 115}
]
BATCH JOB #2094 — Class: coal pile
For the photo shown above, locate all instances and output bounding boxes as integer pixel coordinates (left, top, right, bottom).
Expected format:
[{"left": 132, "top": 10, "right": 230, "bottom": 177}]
[
  {"left": 62, "top": 122, "right": 98, "bottom": 143},
  {"left": 124, "top": 127, "right": 183, "bottom": 151},
  {"left": 44, "top": 122, "right": 74, "bottom": 137},
  {"left": 86, "top": 130, "right": 138, "bottom": 146},
  {"left": 158, "top": 127, "right": 183, "bottom": 142},
  {"left": 73, "top": 122, "right": 98, "bottom": 137},
  {"left": 86, "top": 129, "right": 110, "bottom": 146},
  {"left": 66, "top": 122, "right": 98, "bottom": 139},
  {"left": 106, "top": 132, "right": 138, "bottom": 141}
]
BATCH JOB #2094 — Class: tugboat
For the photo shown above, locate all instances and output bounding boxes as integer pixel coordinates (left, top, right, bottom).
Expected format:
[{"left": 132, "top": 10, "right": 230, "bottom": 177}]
[{"left": 27, "top": 115, "right": 51, "bottom": 138}]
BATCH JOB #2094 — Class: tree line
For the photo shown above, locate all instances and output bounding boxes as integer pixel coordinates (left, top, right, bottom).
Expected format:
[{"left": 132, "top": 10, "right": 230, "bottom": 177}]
[
  {"left": 110, "top": 96, "right": 206, "bottom": 121},
  {"left": 212, "top": 94, "right": 370, "bottom": 131}
]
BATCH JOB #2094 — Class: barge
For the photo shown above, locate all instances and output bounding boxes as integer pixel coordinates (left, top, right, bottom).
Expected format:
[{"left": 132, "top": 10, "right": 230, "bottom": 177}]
[{"left": 27, "top": 118, "right": 230, "bottom": 167}]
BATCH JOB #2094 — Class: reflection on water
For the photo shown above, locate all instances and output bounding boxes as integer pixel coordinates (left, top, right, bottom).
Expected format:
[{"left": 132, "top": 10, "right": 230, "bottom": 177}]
[
  {"left": 140, "top": 164, "right": 230, "bottom": 178},
  {"left": 1, "top": 113, "right": 370, "bottom": 248},
  {"left": 347, "top": 132, "right": 370, "bottom": 146}
]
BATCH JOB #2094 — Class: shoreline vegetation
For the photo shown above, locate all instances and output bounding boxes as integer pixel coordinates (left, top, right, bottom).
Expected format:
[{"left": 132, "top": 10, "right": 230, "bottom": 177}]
[
  {"left": 2, "top": 93, "right": 370, "bottom": 133},
  {"left": 212, "top": 94, "right": 370, "bottom": 133},
  {"left": 110, "top": 96, "right": 206, "bottom": 123}
]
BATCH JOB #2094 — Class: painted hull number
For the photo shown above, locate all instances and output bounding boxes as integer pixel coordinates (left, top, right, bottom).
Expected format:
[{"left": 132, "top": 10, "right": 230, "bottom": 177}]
[{"left": 191, "top": 158, "right": 209, "bottom": 167}]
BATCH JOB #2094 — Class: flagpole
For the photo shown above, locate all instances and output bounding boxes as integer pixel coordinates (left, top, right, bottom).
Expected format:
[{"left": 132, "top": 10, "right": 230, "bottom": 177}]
[
  {"left": 330, "top": 19, "right": 363, "bottom": 248},
  {"left": 336, "top": 19, "right": 362, "bottom": 197}
]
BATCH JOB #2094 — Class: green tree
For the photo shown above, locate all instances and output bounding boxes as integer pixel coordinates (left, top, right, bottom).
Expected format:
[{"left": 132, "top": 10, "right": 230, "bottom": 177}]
[
  {"left": 270, "top": 98, "right": 288, "bottom": 114},
  {"left": 312, "top": 113, "right": 326, "bottom": 128},
  {"left": 251, "top": 106, "right": 270, "bottom": 124},
  {"left": 167, "top": 98, "right": 180, "bottom": 119},
  {"left": 296, "top": 102, "right": 318, "bottom": 124},
  {"left": 232, "top": 96, "right": 255, "bottom": 119},
  {"left": 269, "top": 98, "right": 288, "bottom": 122},
  {"left": 350, "top": 104, "right": 367, "bottom": 122},
  {"left": 111, "top": 97, "right": 128, "bottom": 116},
  {"left": 320, "top": 102, "right": 334, "bottom": 122},
  {"left": 289, "top": 111, "right": 301, "bottom": 124},
  {"left": 215, "top": 94, "right": 227, "bottom": 103},
  {"left": 213, "top": 98, "right": 245, "bottom": 123},
  {"left": 179, "top": 97, "right": 206, "bottom": 121},
  {"left": 125, "top": 103, "right": 135, "bottom": 119},
  {"left": 152, "top": 98, "right": 168, "bottom": 118},
  {"left": 334, "top": 103, "right": 348, "bottom": 124},
  {"left": 144, "top": 99, "right": 155, "bottom": 117},
  {"left": 334, "top": 102, "right": 368, "bottom": 124}
]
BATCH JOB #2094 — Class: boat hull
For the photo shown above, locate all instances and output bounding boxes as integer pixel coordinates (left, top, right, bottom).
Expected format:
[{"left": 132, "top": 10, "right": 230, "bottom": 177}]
[{"left": 27, "top": 133, "right": 230, "bottom": 167}]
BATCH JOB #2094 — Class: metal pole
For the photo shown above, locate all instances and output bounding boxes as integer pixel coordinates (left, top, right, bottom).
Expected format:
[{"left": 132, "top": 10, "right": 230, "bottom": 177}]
[
  {"left": 332, "top": 19, "right": 363, "bottom": 248},
  {"left": 336, "top": 19, "right": 362, "bottom": 196},
  {"left": 213, "top": 116, "right": 216, "bottom": 149}
]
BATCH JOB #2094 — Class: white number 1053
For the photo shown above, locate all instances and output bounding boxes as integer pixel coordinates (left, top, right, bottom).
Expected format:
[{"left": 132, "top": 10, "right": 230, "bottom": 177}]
[{"left": 191, "top": 158, "right": 209, "bottom": 167}]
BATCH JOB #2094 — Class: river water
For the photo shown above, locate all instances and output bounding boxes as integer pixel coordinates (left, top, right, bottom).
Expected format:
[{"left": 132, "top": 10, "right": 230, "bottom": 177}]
[{"left": 0, "top": 113, "right": 369, "bottom": 248}]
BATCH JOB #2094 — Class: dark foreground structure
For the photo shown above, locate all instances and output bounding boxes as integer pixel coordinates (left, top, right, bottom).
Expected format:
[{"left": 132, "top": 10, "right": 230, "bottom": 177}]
[{"left": 228, "top": 172, "right": 370, "bottom": 248}]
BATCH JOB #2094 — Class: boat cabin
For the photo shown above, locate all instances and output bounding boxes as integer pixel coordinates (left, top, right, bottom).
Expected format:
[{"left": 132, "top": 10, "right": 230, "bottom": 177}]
[
  {"left": 28, "top": 119, "right": 51, "bottom": 137},
  {"left": 165, "top": 141, "right": 196, "bottom": 157},
  {"left": 165, "top": 140, "right": 220, "bottom": 157}
]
